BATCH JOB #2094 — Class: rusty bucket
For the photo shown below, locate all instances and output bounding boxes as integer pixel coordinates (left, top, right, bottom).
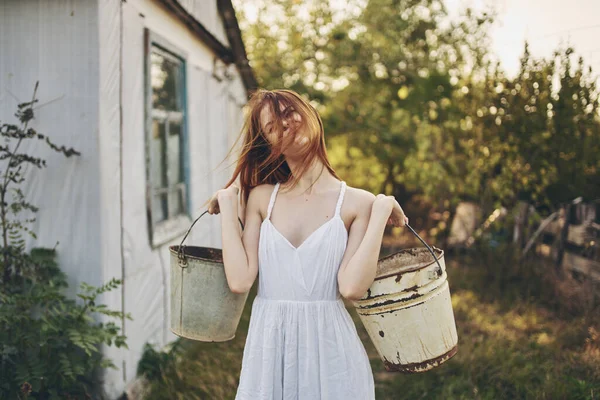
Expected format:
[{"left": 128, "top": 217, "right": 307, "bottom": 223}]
[
  {"left": 168, "top": 210, "right": 249, "bottom": 342},
  {"left": 351, "top": 224, "right": 458, "bottom": 373}
]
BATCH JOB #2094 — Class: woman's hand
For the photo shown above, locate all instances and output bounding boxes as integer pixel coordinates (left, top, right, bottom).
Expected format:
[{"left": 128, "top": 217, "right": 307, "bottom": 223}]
[
  {"left": 207, "top": 184, "right": 239, "bottom": 215},
  {"left": 373, "top": 194, "right": 409, "bottom": 227}
]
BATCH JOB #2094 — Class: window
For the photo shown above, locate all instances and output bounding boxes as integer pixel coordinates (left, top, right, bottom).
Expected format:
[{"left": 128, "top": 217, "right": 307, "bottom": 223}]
[{"left": 145, "top": 29, "right": 191, "bottom": 247}]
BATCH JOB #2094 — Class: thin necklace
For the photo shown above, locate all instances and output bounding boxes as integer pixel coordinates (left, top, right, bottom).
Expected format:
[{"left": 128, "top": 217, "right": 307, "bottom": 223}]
[{"left": 301, "top": 164, "right": 325, "bottom": 202}]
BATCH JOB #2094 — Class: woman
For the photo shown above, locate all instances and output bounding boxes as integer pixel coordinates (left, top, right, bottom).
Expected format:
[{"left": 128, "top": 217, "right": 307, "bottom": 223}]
[{"left": 206, "top": 88, "right": 407, "bottom": 399}]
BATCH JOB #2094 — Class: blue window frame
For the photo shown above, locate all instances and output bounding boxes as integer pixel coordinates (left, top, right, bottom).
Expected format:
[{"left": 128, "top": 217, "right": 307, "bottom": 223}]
[{"left": 144, "top": 29, "right": 191, "bottom": 247}]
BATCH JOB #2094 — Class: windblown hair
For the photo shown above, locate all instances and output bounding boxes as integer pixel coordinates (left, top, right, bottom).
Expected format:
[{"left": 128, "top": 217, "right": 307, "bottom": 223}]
[{"left": 202, "top": 88, "right": 340, "bottom": 213}]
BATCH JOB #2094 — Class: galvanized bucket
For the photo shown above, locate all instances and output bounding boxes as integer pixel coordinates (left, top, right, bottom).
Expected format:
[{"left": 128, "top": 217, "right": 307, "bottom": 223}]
[
  {"left": 352, "top": 224, "right": 458, "bottom": 373},
  {"left": 169, "top": 210, "right": 249, "bottom": 342}
]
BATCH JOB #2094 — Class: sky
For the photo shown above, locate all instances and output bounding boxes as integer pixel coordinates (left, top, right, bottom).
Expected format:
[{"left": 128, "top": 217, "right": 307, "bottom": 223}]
[{"left": 443, "top": 0, "right": 600, "bottom": 82}]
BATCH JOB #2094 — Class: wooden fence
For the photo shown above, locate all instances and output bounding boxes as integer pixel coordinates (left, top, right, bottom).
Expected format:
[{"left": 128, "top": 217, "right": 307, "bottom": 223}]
[
  {"left": 447, "top": 198, "right": 600, "bottom": 284},
  {"left": 535, "top": 198, "right": 600, "bottom": 283}
]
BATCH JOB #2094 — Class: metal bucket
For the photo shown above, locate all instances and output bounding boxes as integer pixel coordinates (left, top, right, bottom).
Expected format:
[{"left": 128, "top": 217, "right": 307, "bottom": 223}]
[
  {"left": 352, "top": 225, "right": 458, "bottom": 373},
  {"left": 169, "top": 210, "right": 249, "bottom": 342}
]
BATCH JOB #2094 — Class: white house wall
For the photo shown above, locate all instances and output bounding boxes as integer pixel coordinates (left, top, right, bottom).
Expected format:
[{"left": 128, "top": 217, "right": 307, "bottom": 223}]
[
  {"left": 113, "top": 0, "right": 248, "bottom": 397},
  {"left": 97, "top": 0, "right": 125, "bottom": 396},
  {"left": 0, "top": 1, "right": 104, "bottom": 306},
  {"left": 1, "top": 0, "right": 248, "bottom": 397}
]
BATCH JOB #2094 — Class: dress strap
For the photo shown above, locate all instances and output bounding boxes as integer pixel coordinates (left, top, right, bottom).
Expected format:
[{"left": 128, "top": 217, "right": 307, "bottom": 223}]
[
  {"left": 334, "top": 181, "right": 346, "bottom": 217},
  {"left": 266, "top": 182, "right": 280, "bottom": 220}
]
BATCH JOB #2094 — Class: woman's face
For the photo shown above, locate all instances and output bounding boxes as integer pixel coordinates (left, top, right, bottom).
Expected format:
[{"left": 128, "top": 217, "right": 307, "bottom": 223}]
[{"left": 259, "top": 102, "right": 307, "bottom": 155}]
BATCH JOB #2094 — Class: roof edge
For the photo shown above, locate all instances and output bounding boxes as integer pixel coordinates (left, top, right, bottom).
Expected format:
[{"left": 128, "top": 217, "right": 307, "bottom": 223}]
[
  {"left": 217, "top": 0, "right": 259, "bottom": 95},
  {"left": 156, "top": 0, "right": 258, "bottom": 97},
  {"left": 156, "top": 0, "right": 234, "bottom": 63}
]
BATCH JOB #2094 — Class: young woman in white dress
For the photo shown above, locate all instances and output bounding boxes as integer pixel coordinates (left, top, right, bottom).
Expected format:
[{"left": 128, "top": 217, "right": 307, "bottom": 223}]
[{"left": 207, "top": 88, "right": 408, "bottom": 399}]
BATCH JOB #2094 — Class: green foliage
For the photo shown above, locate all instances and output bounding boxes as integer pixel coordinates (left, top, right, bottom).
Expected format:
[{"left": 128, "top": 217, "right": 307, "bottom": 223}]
[
  {"left": 0, "top": 250, "right": 132, "bottom": 399},
  {"left": 134, "top": 340, "right": 195, "bottom": 398},
  {"left": 432, "top": 43, "right": 600, "bottom": 214},
  {"left": 234, "top": 0, "right": 600, "bottom": 225},
  {"left": 0, "top": 83, "right": 131, "bottom": 399}
]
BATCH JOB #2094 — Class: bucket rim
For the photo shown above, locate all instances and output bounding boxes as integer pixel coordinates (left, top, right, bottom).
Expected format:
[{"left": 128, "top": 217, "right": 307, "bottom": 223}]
[
  {"left": 169, "top": 327, "right": 236, "bottom": 342},
  {"left": 376, "top": 246, "right": 444, "bottom": 281},
  {"left": 169, "top": 245, "right": 224, "bottom": 265}
]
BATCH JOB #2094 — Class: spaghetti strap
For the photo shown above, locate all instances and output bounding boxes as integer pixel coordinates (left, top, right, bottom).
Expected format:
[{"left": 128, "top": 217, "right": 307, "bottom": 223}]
[
  {"left": 266, "top": 182, "right": 280, "bottom": 220},
  {"left": 335, "top": 181, "right": 346, "bottom": 217}
]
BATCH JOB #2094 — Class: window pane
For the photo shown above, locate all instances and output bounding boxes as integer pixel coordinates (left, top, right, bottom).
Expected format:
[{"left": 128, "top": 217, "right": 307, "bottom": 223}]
[
  {"left": 151, "top": 119, "right": 167, "bottom": 187},
  {"left": 167, "top": 118, "right": 182, "bottom": 185},
  {"left": 150, "top": 49, "right": 183, "bottom": 111},
  {"left": 151, "top": 120, "right": 167, "bottom": 222},
  {"left": 167, "top": 117, "right": 183, "bottom": 217},
  {"left": 168, "top": 186, "right": 184, "bottom": 217},
  {"left": 152, "top": 192, "right": 168, "bottom": 223}
]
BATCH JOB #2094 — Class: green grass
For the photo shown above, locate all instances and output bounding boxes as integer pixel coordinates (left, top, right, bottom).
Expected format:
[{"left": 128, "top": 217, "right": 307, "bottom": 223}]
[{"left": 139, "top": 245, "right": 600, "bottom": 400}]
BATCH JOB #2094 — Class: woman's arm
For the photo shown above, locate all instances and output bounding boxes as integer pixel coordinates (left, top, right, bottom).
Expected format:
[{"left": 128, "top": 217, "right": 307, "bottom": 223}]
[
  {"left": 219, "top": 185, "right": 261, "bottom": 294},
  {"left": 337, "top": 191, "right": 398, "bottom": 301}
]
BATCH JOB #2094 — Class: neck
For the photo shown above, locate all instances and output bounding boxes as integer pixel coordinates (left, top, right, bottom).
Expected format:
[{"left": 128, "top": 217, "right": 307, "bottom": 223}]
[{"left": 283, "top": 157, "right": 336, "bottom": 195}]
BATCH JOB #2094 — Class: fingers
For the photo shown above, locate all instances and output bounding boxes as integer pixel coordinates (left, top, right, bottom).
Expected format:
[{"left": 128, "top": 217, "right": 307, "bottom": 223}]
[
  {"left": 394, "top": 216, "right": 409, "bottom": 227},
  {"left": 376, "top": 194, "right": 410, "bottom": 228},
  {"left": 207, "top": 195, "right": 220, "bottom": 214},
  {"left": 387, "top": 216, "right": 409, "bottom": 227}
]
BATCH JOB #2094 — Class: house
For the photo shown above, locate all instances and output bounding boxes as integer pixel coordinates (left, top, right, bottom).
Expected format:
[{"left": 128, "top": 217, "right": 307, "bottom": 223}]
[{"left": 0, "top": 0, "right": 257, "bottom": 397}]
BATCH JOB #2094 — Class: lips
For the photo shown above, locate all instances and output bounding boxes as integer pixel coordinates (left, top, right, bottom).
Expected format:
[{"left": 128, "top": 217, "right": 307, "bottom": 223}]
[
  {"left": 281, "top": 125, "right": 307, "bottom": 146},
  {"left": 294, "top": 134, "right": 308, "bottom": 145}
]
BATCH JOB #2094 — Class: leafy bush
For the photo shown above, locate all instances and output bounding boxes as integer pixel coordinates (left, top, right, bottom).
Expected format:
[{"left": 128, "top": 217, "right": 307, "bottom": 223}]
[{"left": 0, "top": 82, "right": 131, "bottom": 399}]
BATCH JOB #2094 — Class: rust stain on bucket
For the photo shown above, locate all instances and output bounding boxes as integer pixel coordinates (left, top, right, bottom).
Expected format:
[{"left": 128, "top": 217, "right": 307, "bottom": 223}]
[
  {"left": 382, "top": 345, "right": 458, "bottom": 373},
  {"left": 352, "top": 247, "right": 459, "bottom": 373}
]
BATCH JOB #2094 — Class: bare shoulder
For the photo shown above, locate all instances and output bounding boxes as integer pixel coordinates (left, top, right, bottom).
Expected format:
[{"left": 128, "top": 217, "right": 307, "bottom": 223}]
[
  {"left": 344, "top": 184, "right": 376, "bottom": 207},
  {"left": 343, "top": 184, "right": 376, "bottom": 222},
  {"left": 247, "top": 183, "right": 276, "bottom": 220},
  {"left": 248, "top": 182, "right": 274, "bottom": 197}
]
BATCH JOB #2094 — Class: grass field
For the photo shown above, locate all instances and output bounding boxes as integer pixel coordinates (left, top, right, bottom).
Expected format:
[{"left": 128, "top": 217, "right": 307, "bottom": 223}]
[{"left": 138, "top": 245, "right": 600, "bottom": 400}]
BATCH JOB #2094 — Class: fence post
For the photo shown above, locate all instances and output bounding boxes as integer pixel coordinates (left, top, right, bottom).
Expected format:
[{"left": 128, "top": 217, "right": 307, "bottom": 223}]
[{"left": 556, "top": 203, "right": 571, "bottom": 275}]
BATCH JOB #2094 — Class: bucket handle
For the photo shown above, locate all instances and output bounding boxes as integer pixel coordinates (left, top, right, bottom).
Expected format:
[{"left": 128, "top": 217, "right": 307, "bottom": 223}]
[
  {"left": 177, "top": 210, "right": 244, "bottom": 267},
  {"left": 404, "top": 223, "right": 444, "bottom": 277}
]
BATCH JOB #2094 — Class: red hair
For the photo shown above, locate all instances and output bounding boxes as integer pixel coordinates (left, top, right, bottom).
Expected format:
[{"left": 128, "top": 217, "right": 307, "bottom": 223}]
[{"left": 202, "top": 88, "right": 341, "bottom": 212}]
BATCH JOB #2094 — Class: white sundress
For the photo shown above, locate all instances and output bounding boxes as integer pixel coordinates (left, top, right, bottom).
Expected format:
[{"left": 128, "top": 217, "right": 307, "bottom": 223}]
[{"left": 235, "top": 180, "right": 376, "bottom": 400}]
